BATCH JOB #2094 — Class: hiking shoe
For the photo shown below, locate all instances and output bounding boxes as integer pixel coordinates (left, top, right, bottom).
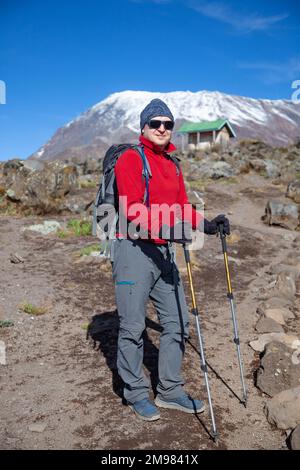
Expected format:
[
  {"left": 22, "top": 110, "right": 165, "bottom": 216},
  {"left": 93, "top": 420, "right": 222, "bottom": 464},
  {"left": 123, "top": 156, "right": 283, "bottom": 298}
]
[
  {"left": 128, "top": 398, "right": 161, "bottom": 421},
  {"left": 155, "top": 394, "right": 205, "bottom": 414}
]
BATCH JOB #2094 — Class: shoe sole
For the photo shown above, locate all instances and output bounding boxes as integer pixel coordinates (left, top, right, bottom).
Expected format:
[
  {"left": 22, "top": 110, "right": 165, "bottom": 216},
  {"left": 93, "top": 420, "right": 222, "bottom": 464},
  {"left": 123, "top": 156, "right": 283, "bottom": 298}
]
[
  {"left": 155, "top": 397, "right": 205, "bottom": 414},
  {"left": 129, "top": 405, "right": 161, "bottom": 421}
]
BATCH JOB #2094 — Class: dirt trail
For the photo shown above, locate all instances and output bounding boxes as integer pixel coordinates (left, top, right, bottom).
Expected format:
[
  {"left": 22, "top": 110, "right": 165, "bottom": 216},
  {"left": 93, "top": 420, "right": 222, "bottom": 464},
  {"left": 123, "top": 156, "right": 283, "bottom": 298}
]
[{"left": 0, "top": 173, "right": 299, "bottom": 450}]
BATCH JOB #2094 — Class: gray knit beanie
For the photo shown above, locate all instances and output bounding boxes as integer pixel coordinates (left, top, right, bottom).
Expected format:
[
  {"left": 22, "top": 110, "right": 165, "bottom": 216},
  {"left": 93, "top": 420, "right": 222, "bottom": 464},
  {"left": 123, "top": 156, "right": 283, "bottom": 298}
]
[{"left": 140, "top": 98, "right": 174, "bottom": 131}]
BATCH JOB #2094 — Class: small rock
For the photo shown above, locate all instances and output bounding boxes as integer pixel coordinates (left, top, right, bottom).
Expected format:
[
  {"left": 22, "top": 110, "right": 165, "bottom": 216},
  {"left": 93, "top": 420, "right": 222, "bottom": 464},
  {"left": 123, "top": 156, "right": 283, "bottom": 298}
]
[
  {"left": 23, "top": 220, "right": 61, "bottom": 235},
  {"left": 28, "top": 423, "right": 47, "bottom": 433},
  {"left": 6, "top": 188, "right": 20, "bottom": 202},
  {"left": 9, "top": 253, "right": 25, "bottom": 264},
  {"left": 283, "top": 233, "right": 297, "bottom": 242},
  {"left": 286, "top": 180, "right": 300, "bottom": 203},
  {"left": 254, "top": 232, "right": 264, "bottom": 241},
  {"left": 0, "top": 340, "right": 6, "bottom": 365}
]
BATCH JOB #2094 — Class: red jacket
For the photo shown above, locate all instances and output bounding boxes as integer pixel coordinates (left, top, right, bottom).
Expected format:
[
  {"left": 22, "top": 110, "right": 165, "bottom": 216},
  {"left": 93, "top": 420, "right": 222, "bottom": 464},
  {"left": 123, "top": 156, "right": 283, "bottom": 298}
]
[{"left": 114, "top": 135, "right": 203, "bottom": 244}]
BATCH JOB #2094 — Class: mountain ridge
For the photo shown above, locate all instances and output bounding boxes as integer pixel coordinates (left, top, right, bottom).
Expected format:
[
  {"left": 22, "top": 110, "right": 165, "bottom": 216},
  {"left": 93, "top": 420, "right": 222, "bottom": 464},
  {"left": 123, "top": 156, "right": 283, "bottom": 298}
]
[{"left": 30, "top": 90, "right": 300, "bottom": 161}]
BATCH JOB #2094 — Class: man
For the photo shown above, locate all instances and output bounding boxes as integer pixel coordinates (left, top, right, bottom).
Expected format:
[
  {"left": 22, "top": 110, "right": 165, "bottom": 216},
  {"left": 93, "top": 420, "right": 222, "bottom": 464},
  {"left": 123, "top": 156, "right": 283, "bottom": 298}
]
[{"left": 112, "top": 99, "right": 230, "bottom": 421}]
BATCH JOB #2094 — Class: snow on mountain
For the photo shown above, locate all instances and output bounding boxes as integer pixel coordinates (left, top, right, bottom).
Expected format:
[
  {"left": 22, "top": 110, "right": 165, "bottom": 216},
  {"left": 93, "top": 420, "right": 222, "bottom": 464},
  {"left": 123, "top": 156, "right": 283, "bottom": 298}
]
[{"left": 30, "top": 90, "right": 300, "bottom": 161}]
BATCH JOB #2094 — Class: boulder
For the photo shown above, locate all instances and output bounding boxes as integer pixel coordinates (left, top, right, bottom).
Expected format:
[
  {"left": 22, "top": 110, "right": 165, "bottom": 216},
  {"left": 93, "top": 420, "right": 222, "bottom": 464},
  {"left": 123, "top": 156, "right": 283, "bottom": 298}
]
[
  {"left": 262, "top": 199, "right": 299, "bottom": 230},
  {"left": 265, "top": 160, "right": 281, "bottom": 178},
  {"left": 256, "top": 342, "right": 300, "bottom": 397},
  {"left": 249, "top": 333, "right": 299, "bottom": 352},
  {"left": 23, "top": 160, "right": 45, "bottom": 172},
  {"left": 255, "top": 317, "right": 284, "bottom": 334},
  {"left": 274, "top": 272, "right": 296, "bottom": 301},
  {"left": 265, "top": 386, "right": 300, "bottom": 430},
  {"left": 62, "top": 192, "right": 94, "bottom": 214},
  {"left": 262, "top": 307, "right": 295, "bottom": 325},
  {"left": 267, "top": 264, "right": 300, "bottom": 281},
  {"left": 260, "top": 297, "right": 294, "bottom": 310},
  {"left": 290, "top": 425, "right": 300, "bottom": 450},
  {"left": 196, "top": 160, "right": 235, "bottom": 179},
  {"left": 4, "top": 161, "right": 80, "bottom": 214},
  {"left": 250, "top": 159, "right": 280, "bottom": 178}
]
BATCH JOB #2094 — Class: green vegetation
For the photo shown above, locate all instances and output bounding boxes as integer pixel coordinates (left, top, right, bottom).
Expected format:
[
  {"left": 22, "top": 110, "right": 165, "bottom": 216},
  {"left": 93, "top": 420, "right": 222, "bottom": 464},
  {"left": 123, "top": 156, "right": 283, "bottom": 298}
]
[
  {"left": 218, "top": 177, "right": 239, "bottom": 185},
  {"left": 67, "top": 219, "right": 92, "bottom": 236},
  {"left": 20, "top": 302, "right": 48, "bottom": 316},
  {"left": 57, "top": 219, "right": 93, "bottom": 238},
  {"left": 79, "top": 243, "right": 102, "bottom": 256},
  {"left": 80, "top": 179, "right": 97, "bottom": 189},
  {"left": 189, "top": 178, "right": 213, "bottom": 191},
  {"left": 0, "top": 320, "right": 14, "bottom": 328},
  {"left": 57, "top": 230, "right": 68, "bottom": 238},
  {"left": 0, "top": 201, "right": 18, "bottom": 216}
]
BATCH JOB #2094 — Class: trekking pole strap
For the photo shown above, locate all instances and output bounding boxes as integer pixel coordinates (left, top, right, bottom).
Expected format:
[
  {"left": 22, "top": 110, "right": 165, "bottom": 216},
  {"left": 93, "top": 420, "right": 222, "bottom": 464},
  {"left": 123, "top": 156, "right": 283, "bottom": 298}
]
[{"left": 218, "top": 223, "right": 227, "bottom": 253}]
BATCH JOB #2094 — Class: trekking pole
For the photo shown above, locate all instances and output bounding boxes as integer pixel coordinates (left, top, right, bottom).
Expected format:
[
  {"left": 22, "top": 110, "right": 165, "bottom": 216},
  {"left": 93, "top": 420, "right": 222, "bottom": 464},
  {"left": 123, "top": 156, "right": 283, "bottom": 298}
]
[
  {"left": 217, "top": 223, "right": 248, "bottom": 406},
  {"left": 183, "top": 244, "right": 218, "bottom": 442}
]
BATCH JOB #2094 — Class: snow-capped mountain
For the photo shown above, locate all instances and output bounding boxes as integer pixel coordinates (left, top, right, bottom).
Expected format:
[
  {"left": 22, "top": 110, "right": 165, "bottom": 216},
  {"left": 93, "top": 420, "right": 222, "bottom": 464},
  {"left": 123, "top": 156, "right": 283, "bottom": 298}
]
[{"left": 30, "top": 90, "right": 300, "bottom": 161}]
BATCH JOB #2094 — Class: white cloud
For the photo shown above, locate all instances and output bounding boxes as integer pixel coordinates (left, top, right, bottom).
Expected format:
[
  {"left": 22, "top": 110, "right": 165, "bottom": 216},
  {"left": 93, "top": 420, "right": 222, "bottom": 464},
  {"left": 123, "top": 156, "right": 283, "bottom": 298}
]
[
  {"left": 238, "top": 57, "right": 300, "bottom": 84},
  {"left": 187, "top": 1, "right": 288, "bottom": 33},
  {"left": 130, "top": 0, "right": 289, "bottom": 33}
]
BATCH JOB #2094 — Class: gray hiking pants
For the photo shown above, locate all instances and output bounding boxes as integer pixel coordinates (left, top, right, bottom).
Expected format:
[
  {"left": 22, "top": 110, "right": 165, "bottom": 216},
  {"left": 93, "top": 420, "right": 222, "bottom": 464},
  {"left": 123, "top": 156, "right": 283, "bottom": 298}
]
[{"left": 111, "top": 238, "right": 189, "bottom": 404}]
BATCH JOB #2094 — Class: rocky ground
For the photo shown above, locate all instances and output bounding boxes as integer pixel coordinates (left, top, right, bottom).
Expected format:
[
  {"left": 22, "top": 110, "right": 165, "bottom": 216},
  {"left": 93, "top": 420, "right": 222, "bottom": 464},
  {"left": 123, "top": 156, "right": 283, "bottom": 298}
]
[{"left": 1, "top": 171, "right": 300, "bottom": 450}]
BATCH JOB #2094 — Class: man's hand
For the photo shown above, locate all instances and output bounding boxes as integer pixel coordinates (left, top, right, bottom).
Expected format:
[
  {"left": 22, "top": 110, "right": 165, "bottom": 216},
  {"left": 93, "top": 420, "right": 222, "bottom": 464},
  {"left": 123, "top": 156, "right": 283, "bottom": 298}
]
[
  {"left": 159, "top": 222, "right": 192, "bottom": 244},
  {"left": 204, "top": 214, "right": 230, "bottom": 235}
]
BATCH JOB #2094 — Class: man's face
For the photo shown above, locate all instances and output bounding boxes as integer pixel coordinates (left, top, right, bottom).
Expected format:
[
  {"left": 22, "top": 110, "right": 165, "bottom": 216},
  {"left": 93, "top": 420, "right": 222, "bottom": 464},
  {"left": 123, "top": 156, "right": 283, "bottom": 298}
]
[{"left": 142, "top": 116, "right": 173, "bottom": 149}]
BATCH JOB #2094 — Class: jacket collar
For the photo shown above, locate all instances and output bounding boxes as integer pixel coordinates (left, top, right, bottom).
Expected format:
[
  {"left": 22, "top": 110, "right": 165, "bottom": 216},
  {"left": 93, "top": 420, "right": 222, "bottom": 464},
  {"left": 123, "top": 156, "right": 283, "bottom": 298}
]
[{"left": 139, "top": 135, "right": 176, "bottom": 154}]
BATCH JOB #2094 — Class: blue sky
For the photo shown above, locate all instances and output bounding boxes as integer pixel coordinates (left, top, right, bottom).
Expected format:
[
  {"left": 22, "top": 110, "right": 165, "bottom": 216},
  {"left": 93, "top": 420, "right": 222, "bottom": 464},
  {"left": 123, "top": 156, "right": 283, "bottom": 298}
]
[{"left": 0, "top": 0, "right": 299, "bottom": 161}]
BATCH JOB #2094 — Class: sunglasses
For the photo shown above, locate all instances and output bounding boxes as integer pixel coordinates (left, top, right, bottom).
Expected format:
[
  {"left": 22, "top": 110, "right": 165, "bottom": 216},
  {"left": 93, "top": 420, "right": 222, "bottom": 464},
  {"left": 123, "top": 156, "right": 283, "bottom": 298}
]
[{"left": 148, "top": 119, "right": 174, "bottom": 131}]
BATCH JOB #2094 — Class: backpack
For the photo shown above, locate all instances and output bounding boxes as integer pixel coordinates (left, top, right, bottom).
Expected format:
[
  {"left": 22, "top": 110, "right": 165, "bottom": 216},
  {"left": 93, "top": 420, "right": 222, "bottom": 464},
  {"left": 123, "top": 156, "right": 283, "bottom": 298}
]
[{"left": 92, "top": 143, "right": 180, "bottom": 241}]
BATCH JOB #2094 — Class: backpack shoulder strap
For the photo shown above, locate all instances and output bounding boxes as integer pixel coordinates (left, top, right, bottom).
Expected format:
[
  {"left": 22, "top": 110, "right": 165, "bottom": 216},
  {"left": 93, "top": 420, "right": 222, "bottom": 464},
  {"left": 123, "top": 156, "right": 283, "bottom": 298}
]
[
  {"left": 168, "top": 155, "right": 181, "bottom": 176},
  {"left": 134, "top": 145, "right": 152, "bottom": 177},
  {"left": 134, "top": 145, "right": 151, "bottom": 208}
]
